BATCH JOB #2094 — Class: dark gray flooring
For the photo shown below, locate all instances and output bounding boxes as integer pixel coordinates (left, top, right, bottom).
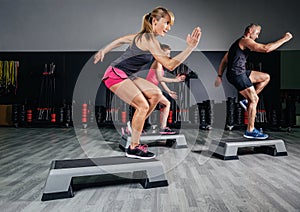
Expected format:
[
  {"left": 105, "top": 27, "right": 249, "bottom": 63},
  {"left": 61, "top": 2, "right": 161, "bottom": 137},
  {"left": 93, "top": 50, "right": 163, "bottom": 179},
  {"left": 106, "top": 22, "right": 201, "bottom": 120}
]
[{"left": 0, "top": 126, "right": 300, "bottom": 212}]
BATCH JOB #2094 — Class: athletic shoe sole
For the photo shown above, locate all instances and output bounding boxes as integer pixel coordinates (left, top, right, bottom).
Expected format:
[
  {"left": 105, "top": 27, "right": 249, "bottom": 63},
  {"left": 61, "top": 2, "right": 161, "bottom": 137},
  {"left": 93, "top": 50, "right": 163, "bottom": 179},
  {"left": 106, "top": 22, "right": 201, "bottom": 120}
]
[
  {"left": 243, "top": 134, "right": 269, "bottom": 139},
  {"left": 160, "top": 132, "right": 176, "bottom": 135},
  {"left": 125, "top": 152, "right": 156, "bottom": 159}
]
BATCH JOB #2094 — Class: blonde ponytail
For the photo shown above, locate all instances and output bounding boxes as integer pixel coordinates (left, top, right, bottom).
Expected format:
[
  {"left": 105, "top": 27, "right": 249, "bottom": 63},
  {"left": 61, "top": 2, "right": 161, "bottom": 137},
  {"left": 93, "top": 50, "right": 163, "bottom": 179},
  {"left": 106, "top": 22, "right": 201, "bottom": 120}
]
[{"left": 136, "top": 6, "right": 175, "bottom": 42}]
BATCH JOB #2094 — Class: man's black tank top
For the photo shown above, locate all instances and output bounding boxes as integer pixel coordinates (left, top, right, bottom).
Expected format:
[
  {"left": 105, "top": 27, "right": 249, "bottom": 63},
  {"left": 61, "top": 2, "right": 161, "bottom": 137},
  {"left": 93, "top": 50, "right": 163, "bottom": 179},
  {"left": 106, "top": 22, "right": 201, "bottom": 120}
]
[{"left": 226, "top": 37, "right": 251, "bottom": 78}]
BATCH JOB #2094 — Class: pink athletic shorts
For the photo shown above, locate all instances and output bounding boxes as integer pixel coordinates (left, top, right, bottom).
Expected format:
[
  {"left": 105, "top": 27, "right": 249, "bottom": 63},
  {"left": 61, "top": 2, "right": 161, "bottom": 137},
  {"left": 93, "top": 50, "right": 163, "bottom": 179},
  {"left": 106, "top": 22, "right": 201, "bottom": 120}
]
[{"left": 102, "top": 66, "right": 128, "bottom": 89}]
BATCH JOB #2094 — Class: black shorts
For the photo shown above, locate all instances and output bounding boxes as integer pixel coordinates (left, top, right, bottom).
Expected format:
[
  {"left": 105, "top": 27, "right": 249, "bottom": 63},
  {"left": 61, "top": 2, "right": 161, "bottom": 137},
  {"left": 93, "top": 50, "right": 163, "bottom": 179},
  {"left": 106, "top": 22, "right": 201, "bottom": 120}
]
[{"left": 226, "top": 70, "right": 252, "bottom": 91}]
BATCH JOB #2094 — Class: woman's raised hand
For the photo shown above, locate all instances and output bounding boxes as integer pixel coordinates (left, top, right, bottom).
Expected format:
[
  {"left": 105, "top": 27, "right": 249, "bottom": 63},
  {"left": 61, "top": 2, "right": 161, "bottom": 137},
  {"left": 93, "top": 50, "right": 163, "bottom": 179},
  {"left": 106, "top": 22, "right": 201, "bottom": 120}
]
[{"left": 186, "top": 27, "right": 201, "bottom": 49}]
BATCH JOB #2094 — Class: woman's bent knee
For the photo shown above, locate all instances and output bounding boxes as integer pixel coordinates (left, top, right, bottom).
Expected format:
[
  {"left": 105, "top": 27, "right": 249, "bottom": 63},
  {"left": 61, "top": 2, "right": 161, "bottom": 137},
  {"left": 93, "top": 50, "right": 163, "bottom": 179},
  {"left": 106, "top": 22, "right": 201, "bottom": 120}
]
[
  {"left": 151, "top": 91, "right": 163, "bottom": 102},
  {"left": 136, "top": 102, "right": 149, "bottom": 114}
]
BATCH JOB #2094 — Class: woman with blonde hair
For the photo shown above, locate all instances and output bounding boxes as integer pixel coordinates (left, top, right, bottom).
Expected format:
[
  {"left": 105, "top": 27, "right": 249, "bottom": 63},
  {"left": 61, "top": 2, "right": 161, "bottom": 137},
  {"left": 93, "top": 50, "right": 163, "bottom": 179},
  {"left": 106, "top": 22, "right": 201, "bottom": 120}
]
[{"left": 94, "top": 6, "right": 201, "bottom": 159}]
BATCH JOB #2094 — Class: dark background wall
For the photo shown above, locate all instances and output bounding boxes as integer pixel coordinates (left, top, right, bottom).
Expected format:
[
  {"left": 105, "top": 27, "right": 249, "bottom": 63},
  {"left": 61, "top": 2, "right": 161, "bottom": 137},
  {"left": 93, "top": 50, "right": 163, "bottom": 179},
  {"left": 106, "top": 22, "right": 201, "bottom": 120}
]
[{"left": 0, "top": 50, "right": 280, "bottom": 107}]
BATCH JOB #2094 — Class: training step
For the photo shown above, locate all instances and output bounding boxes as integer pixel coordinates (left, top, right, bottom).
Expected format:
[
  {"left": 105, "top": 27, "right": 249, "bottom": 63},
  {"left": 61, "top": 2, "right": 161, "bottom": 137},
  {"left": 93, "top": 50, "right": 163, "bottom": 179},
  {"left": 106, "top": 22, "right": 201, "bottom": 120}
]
[
  {"left": 120, "top": 134, "right": 188, "bottom": 150},
  {"left": 208, "top": 137, "right": 288, "bottom": 160},
  {"left": 41, "top": 156, "right": 168, "bottom": 201}
]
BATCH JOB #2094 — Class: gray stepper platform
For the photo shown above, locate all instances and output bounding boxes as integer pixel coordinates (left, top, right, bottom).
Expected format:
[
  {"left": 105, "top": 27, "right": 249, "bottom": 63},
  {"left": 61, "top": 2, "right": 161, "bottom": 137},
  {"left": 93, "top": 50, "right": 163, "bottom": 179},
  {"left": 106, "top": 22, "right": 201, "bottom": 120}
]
[
  {"left": 120, "top": 134, "right": 188, "bottom": 150},
  {"left": 208, "top": 137, "right": 288, "bottom": 160},
  {"left": 41, "top": 156, "right": 168, "bottom": 201}
]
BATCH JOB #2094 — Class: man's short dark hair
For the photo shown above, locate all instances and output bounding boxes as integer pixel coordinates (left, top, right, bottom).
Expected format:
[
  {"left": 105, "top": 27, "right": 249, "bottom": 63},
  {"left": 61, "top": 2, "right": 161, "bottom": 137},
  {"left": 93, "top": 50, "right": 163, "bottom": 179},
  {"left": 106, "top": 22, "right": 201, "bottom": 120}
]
[{"left": 244, "top": 23, "right": 261, "bottom": 33}]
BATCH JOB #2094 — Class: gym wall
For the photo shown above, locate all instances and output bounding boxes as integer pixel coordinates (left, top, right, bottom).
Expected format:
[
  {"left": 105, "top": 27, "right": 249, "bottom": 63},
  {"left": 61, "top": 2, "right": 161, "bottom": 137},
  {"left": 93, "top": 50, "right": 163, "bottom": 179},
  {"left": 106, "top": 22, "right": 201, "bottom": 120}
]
[
  {"left": 280, "top": 51, "right": 300, "bottom": 90},
  {"left": 0, "top": 0, "right": 298, "bottom": 51}
]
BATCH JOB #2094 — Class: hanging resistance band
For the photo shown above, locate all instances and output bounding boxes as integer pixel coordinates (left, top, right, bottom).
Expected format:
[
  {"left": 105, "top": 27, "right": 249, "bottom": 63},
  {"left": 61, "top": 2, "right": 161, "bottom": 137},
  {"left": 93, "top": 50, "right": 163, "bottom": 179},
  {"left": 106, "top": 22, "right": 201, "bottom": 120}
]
[{"left": 0, "top": 60, "right": 19, "bottom": 96}]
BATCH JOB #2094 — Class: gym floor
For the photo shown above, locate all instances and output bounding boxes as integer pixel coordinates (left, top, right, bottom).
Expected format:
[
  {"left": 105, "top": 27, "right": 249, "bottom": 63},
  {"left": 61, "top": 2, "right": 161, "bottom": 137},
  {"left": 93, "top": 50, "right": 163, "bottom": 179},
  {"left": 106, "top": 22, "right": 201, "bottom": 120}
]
[{"left": 0, "top": 126, "right": 300, "bottom": 212}]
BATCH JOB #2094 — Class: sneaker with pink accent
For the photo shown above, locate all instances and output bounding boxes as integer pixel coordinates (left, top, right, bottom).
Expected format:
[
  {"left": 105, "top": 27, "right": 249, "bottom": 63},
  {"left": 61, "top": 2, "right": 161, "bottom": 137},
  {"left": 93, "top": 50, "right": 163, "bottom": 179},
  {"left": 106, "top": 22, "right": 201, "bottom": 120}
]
[
  {"left": 125, "top": 144, "right": 155, "bottom": 159},
  {"left": 160, "top": 127, "right": 176, "bottom": 135}
]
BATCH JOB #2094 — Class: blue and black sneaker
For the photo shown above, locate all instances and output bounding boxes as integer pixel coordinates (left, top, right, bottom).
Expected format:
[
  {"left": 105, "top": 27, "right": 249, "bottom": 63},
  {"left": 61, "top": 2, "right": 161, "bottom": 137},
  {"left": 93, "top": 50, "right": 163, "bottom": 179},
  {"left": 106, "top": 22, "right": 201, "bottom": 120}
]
[
  {"left": 239, "top": 99, "right": 248, "bottom": 111},
  {"left": 243, "top": 128, "right": 269, "bottom": 139}
]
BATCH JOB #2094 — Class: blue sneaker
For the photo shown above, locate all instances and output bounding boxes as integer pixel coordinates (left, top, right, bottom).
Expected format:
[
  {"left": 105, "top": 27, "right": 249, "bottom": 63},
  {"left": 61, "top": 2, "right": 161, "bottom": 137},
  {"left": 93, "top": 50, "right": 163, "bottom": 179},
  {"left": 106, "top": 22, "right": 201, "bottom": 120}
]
[
  {"left": 239, "top": 99, "right": 248, "bottom": 111},
  {"left": 243, "top": 128, "right": 269, "bottom": 139}
]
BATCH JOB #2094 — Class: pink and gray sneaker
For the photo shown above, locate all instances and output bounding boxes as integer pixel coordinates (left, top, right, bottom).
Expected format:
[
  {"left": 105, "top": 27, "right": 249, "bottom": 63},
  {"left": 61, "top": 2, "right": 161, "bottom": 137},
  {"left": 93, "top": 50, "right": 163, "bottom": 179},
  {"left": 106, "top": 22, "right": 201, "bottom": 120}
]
[
  {"left": 126, "top": 144, "right": 156, "bottom": 159},
  {"left": 159, "top": 127, "right": 176, "bottom": 135}
]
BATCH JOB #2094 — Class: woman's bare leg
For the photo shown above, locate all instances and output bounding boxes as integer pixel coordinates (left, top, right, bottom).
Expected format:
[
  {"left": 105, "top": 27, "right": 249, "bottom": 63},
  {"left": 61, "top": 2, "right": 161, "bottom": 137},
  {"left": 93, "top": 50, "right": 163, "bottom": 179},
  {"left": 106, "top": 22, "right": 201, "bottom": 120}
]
[
  {"left": 110, "top": 78, "right": 162, "bottom": 148},
  {"left": 131, "top": 77, "right": 163, "bottom": 118},
  {"left": 110, "top": 79, "right": 150, "bottom": 147},
  {"left": 157, "top": 96, "right": 171, "bottom": 129}
]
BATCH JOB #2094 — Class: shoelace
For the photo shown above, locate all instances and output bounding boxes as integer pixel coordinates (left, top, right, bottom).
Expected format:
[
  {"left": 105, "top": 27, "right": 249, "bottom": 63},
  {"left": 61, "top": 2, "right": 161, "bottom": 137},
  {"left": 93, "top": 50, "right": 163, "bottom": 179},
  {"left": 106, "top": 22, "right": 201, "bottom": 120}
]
[
  {"left": 252, "top": 128, "right": 264, "bottom": 136},
  {"left": 162, "top": 127, "right": 172, "bottom": 132},
  {"left": 137, "top": 144, "right": 148, "bottom": 153}
]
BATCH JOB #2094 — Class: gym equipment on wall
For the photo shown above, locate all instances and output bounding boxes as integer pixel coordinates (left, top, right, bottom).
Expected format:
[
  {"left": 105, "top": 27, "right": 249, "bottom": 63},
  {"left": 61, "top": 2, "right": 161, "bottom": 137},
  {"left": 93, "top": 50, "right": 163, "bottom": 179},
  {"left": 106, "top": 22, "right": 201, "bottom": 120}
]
[
  {"left": 174, "top": 65, "right": 189, "bottom": 123},
  {"left": 95, "top": 105, "right": 106, "bottom": 125},
  {"left": 121, "top": 102, "right": 127, "bottom": 124},
  {"left": 204, "top": 100, "right": 213, "bottom": 130},
  {"left": 55, "top": 99, "right": 72, "bottom": 127},
  {"left": 225, "top": 97, "right": 245, "bottom": 130},
  {"left": 195, "top": 100, "right": 213, "bottom": 130},
  {"left": 235, "top": 103, "right": 244, "bottom": 126},
  {"left": 282, "top": 95, "right": 296, "bottom": 132},
  {"left": 80, "top": 100, "right": 96, "bottom": 129},
  {"left": 37, "top": 63, "right": 56, "bottom": 122},
  {"left": 226, "top": 97, "right": 236, "bottom": 130},
  {"left": 256, "top": 92, "right": 267, "bottom": 125},
  {"left": 81, "top": 103, "right": 88, "bottom": 128},
  {"left": 106, "top": 88, "right": 114, "bottom": 123},
  {"left": 172, "top": 63, "right": 197, "bottom": 125},
  {"left": 19, "top": 105, "right": 26, "bottom": 124},
  {"left": 64, "top": 104, "right": 72, "bottom": 127},
  {"left": 12, "top": 104, "right": 19, "bottom": 127},
  {"left": 269, "top": 109, "right": 279, "bottom": 127},
  {"left": 0, "top": 60, "right": 19, "bottom": 96},
  {"left": 199, "top": 103, "right": 207, "bottom": 129}
]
